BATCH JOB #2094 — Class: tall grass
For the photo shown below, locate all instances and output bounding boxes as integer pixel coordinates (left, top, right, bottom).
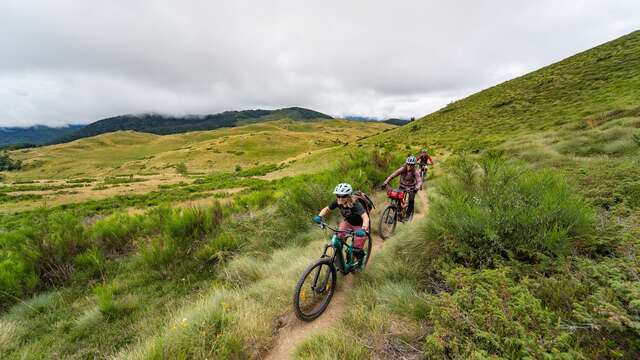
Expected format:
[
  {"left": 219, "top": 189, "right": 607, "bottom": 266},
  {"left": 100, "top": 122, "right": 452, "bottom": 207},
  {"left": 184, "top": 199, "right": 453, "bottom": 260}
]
[
  {"left": 406, "top": 153, "right": 594, "bottom": 268},
  {"left": 0, "top": 149, "right": 401, "bottom": 357}
]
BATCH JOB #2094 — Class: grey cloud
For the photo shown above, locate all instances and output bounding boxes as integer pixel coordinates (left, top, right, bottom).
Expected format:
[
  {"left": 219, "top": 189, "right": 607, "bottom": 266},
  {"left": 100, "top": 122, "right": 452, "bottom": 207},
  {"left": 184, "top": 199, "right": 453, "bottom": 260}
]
[{"left": 1, "top": 0, "right": 639, "bottom": 126}]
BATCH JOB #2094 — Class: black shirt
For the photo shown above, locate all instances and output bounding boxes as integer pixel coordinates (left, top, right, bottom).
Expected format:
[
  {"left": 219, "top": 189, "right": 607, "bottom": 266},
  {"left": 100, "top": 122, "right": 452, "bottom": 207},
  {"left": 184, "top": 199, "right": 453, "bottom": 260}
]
[{"left": 329, "top": 200, "right": 365, "bottom": 226}]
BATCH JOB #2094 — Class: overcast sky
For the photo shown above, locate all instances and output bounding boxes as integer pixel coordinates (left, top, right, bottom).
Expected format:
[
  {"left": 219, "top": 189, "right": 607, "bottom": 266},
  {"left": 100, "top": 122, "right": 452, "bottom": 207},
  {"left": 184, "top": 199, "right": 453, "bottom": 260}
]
[{"left": 1, "top": 1, "right": 639, "bottom": 127}]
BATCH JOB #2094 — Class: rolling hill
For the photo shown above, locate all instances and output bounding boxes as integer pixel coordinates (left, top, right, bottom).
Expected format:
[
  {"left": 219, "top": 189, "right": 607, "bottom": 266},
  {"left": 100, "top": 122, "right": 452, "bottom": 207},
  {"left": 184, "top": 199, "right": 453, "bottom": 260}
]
[
  {"left": 54, "top": 107, "right": 333, "bottom": 144},
  {"left": 0, "top": 107, "right": 332, "bottom": 147},
  {"left": 6, "top": 119, "right": 391, "bottom": 181},
  {"left": 378, "top": 30, "right": 640, "bottom": 151}
]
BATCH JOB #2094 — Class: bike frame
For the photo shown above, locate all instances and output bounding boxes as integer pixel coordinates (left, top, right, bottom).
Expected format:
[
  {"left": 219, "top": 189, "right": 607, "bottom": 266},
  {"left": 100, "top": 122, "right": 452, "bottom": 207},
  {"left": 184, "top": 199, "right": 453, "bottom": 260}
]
[
  {"left": 385, "top": 188, "right": 407, "bottom": 217},
  {"left": 419, "top": 164, "right": 427, "bottom": 178},
  {"left": 318, "top": 223, "right": 359, "bottom": 274}
]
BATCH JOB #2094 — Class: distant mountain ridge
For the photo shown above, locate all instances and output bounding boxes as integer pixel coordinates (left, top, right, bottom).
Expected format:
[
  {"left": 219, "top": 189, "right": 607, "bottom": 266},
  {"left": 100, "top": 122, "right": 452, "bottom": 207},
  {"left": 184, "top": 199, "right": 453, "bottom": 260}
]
[
  {"left": 383, "top": 118, "right": 411, "bottom": 126},
  {"left": 53, "top": 107, "right": 332, "bottom": 144},
  {"left": 344, "top": 116, "right": 411, "bottom": 126},
  {"left": 0, "top": 107, "right": 332, "bottom": 147},
  {"left": 0, "top": 125, "right": 84, "bottom": 147}
]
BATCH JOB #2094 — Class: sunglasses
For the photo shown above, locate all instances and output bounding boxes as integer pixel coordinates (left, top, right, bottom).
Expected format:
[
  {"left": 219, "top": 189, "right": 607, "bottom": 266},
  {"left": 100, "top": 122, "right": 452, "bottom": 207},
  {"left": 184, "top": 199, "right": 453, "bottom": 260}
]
[{"left": 336, "top": 195, "right": 349, "bottom": 199}]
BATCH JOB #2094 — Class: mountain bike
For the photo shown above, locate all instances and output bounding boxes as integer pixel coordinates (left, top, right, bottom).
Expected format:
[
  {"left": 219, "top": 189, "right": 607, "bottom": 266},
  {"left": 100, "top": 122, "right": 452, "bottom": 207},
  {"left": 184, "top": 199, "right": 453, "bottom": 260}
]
[
  {"left": 293, "top": 221, "right": 372, "bottom": 321},
  {"left": 419, "top": 163, "right": 428, "bottom": 179},
  {"left": 378, "top": 187, "right": 415, "bottom": 239}
]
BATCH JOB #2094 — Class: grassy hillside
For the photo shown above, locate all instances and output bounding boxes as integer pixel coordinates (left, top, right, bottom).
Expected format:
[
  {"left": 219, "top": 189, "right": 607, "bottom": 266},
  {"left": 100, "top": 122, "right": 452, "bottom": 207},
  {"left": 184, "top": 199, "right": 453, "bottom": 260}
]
[
  {"left": 9, "top": 119, "right": 388, "bottom": 180},
  {"left": 305, "top": 31, "right": 640, "bottom": 359},
  {"left": 0, "top": 147, "right": 404, "bottom": 359},
  {"left": 54, "top": 107, "right": 332, "bottom": 144},
  {"left": 376, "top": 30, "right": 640, "bottom": 151},
  {"left": 0, "top": 119, "right": 391, "bottom": 213}
]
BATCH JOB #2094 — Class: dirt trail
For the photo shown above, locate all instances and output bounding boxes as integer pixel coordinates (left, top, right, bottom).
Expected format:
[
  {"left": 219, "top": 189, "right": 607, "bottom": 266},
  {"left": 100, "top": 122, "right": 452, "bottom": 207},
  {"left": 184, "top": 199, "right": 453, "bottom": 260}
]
[{"left": 264, "top": 190, "right": 429, "bottom": 360}]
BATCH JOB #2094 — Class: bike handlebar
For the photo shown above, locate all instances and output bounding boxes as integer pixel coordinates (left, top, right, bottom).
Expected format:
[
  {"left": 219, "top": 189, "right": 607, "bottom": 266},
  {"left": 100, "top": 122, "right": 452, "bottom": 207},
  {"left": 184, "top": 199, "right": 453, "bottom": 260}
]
[{"left": 317, "top": 221, "right": 369, "bottom": 236}]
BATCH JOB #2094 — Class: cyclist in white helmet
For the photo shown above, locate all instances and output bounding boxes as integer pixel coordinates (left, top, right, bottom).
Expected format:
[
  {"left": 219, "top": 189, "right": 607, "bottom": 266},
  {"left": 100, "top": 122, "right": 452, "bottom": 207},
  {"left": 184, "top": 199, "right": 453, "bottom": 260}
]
[
  {"left": 382, "top": 155, "right": 422, "bottom": 220},
  {"left": 313, "top": 183, "right": 370, "bottom": 262}
]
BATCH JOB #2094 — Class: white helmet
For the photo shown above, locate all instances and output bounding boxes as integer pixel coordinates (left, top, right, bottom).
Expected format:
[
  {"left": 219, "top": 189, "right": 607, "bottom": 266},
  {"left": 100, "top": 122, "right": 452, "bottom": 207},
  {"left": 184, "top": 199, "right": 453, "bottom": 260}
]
[
  {"left": 333, "top": 183, "right": 353, "bottom": 196},
  {"left": 406, "top": 155, "right": 417, "bottom": 165}
]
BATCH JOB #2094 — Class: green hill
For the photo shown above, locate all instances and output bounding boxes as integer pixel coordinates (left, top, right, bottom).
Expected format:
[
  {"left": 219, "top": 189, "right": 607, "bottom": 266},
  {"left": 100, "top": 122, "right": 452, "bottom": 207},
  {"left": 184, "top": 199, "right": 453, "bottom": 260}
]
[
  {"left": 380, "top": 30, "right": 640, "bottom": 151},
  {"left": 0, "top": 119, "right": 391, "bottom": 212},
  {"left": 54, "top": 107, "right": 333, "bottom": 144},
  {"left": 327, "top": 30, "right": 640, "bottom": 359}
]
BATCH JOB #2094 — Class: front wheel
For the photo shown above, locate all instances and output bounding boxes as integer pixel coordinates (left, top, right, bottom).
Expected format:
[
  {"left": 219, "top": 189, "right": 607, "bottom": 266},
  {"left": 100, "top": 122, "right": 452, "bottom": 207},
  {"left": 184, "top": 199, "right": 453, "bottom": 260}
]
[
  {"left": 378, "top": 205, "right": 398, "bottom": 240},
  {"left": 293, "top": 258, "right": 337, "bottom": 321}
]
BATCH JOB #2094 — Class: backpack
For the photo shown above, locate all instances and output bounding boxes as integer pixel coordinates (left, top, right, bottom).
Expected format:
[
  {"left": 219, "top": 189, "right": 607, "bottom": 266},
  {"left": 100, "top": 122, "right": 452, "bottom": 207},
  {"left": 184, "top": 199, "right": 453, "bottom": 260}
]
[{"left": 352, "top": 190, "right": 375, "bottom": 214}]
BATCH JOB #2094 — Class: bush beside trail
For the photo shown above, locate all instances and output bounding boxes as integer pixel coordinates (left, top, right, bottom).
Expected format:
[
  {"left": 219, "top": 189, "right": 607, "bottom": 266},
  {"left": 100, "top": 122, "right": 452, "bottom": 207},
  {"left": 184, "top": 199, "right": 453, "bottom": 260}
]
[
  {"left": 406, "top": 152, "right": 594, "bottom": 269},
  {"left": 302, "top": 152, "right": 639, "bottom": 359}
]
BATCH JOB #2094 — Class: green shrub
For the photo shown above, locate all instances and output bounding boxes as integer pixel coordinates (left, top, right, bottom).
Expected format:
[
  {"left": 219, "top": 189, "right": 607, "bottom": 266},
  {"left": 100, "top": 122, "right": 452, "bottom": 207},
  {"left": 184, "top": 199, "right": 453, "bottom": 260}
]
[
  {"left": 175, "top": 162, "right": 188, "bottom": 175},
  {"left": 90, "top": 213, "right": 143, "bottom": 255},
  {"left": 196, "top": 232, "right": 242, "bottom": 264},
  {"left": 236, "top": 163, "right": 283, "bottom": 177},
  {"left": 276, "top": 181, "right": 333, "bottom": 239},
  {"left": 0, "top": 152, "right": 22, "bottom": 171},
  {"left": 140, "top": 205, "right": 224, "bottom": 270},
  {"left": 0, "top": 249, "right": 38, "bottom": 305},
  {"left": 32, "top": 211, "right": 90, "bottom": 284},
  {"left": 0, "top": 210, "right": 92, "bottom": 307},
  {"left": 233, "top": 190, "right": 277, "bottom": 210},
  {"left": 422, "top": 267, "right": 579, "bottom": 358},
  {"left": 73, "top": 248, "right": 106, "bottom": 281},
  {"left": 407, "top": 153, "right": 594, "bottom": 268}
]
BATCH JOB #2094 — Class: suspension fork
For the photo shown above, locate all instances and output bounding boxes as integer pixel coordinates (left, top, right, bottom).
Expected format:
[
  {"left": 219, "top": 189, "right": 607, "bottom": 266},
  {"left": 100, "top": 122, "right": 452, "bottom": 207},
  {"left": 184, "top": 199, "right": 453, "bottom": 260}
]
[{"left": 312, "top": 244, "right": 336, "bottom": 293}]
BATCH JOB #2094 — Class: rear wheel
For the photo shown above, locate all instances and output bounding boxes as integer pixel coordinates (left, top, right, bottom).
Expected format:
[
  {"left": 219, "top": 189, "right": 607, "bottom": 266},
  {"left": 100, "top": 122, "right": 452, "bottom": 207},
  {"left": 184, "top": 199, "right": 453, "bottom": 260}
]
[
  {"left": 293, "top": 258, "right": 337, "bottom": 321},
  {"left": 378, "top": 205, "right": 397, "bottom": 240}
]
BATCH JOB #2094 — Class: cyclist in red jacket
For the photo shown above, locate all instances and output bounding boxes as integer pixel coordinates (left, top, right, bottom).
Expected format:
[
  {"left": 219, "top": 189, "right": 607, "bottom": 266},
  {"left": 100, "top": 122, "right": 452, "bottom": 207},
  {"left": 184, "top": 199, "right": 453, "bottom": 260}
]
[{"left": 417, "top": 148, "right": 433, "bottom": 180}]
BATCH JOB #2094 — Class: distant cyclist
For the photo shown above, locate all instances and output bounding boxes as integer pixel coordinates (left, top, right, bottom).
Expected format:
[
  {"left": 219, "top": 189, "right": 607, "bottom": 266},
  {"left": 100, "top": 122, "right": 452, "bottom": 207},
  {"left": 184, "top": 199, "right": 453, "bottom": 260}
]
[
  {"left": 382, "top": 155, "right": 422, "bottom": 220},
  {"left": 417, "top": 148, "right": 434, "bottom": 179},
  {"left": 314, "top": 183, "right": 370, "bottom": 264}
]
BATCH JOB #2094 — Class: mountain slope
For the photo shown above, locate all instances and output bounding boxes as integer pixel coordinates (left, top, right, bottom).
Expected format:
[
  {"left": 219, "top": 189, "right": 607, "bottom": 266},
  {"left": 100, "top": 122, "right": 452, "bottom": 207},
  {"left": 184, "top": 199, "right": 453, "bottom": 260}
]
[
  {"left": 7, "top": 119, "right": 390, "bottom": 181},
  {"left": 377, "top": 30, "right": 640, "bottom": 150},
  {"left": 0, "top": 125, "right": 84, "bottom": 147},
  {"left": 55, "top": 107, "right": 332, "bottom": 144},
  {"left": 318, "top": 30, "right": 640, "bottom": 359}
]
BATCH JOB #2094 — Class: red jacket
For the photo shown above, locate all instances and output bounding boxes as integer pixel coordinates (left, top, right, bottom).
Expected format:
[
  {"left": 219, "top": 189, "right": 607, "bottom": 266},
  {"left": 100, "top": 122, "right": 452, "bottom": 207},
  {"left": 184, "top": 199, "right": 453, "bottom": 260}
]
[{"left": 418, "top": 153, "right": 433, "bottom": 166}]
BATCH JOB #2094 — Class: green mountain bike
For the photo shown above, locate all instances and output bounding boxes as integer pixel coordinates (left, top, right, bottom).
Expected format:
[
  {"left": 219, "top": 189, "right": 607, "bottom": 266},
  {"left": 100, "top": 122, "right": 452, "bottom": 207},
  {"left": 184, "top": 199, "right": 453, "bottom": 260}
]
[{"left": 293, "top": 221, "right": 372, "bottom": 321}]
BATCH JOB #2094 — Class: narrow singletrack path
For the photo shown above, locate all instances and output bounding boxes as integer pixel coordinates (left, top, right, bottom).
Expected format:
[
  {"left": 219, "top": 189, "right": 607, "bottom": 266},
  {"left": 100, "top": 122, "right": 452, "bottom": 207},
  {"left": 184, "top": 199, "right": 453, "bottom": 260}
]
[{"left": 264, "top": 190, "right": 430, "bottom": 360}]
